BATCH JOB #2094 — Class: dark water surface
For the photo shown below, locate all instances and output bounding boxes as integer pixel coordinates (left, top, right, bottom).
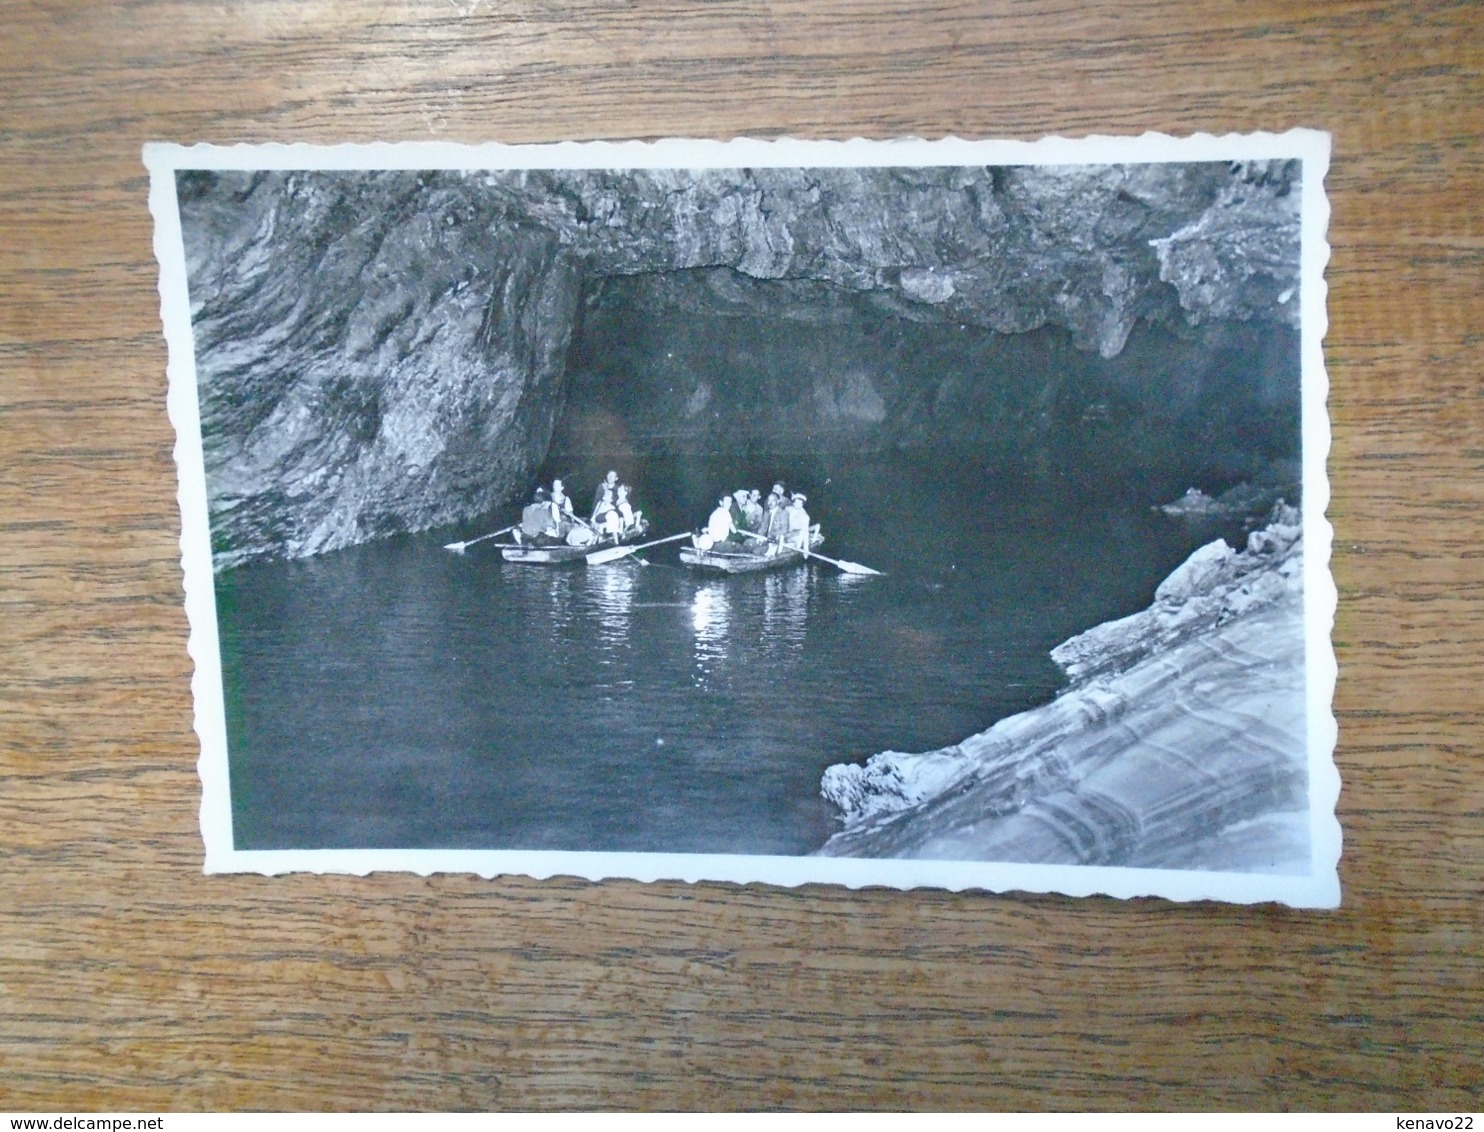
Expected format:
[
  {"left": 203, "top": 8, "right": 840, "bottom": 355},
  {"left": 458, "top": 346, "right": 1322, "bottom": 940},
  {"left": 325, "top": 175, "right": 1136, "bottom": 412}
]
[{"left": 217, "top": 452, "right": 1253, "bottom": 854}]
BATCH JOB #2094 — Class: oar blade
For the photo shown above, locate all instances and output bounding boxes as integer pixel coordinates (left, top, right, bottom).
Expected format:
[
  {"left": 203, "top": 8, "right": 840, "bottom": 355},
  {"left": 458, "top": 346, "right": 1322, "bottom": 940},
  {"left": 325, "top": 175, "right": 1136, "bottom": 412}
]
[
  {"left": 837, "top": 560, "right": 883, "bottom": 576},
  {"left": 586, "top": 544, "right": 636, "bottom": 565},
  {"left": 443, "top": 541, "right": 467, "bottom": 553},
  {"left": 589, "top": 531, "right": 691, "bottom": 564}
]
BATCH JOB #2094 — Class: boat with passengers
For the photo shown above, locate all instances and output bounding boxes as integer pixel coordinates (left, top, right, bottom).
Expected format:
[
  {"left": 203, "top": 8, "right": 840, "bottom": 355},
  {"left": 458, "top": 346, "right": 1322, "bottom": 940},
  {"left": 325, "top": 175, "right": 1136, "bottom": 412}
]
[
  {"left": 679, "top": 486, "right": 824, "bottom": 575},
  {"left": 679, "top": 527, "right": 823, "bottom": 575},
  {"left": 501, "top": 475, "right": 649, "bottom": 565},
  {"left": 500, "top": 518, "right": 651, "bottom": 565}
]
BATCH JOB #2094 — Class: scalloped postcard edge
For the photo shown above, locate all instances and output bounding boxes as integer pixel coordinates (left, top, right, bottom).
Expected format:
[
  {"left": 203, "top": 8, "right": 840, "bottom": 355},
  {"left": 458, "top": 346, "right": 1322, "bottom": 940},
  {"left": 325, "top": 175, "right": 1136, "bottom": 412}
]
[{"left": 147, "top": 130, "right": 1339, "bottom": 908}]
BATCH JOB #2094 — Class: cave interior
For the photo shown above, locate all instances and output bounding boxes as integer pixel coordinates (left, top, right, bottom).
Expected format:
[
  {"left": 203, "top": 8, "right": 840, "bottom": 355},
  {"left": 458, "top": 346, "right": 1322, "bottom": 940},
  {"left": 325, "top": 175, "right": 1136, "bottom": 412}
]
[{"left": 544, "top": 265, "right": 1301, "bottom": 520}]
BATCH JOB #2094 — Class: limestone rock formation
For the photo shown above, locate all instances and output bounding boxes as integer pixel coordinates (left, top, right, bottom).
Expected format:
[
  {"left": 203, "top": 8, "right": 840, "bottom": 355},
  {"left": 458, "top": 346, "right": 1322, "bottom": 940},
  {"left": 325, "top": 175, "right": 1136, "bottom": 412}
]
[
  {"left": 818, "top": 505, "right": 1310, "bottom": 872},
  {"left": 1156, "top": 481, "right": 1289, "bottom": 519},
  {"left": 1152, "top": 160, "right": 1303, "bottom": 327},
  {"left": 181, "top": 171, "right": 581, "bottom": 568},
  {"left": 177, "top": 161, "right": 1303, "bottom": 567}
]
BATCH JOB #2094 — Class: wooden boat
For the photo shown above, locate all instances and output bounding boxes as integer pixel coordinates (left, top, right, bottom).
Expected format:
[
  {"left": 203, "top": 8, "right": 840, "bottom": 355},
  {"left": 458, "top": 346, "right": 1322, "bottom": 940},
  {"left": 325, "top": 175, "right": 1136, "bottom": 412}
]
[
  {"left": 500, "top": 519, "right": 649, "bottom": 565},
  {"left": 499, "top": 543, "right": 591, "bottom": 565},
  {"left": 678, "top": 527, "right": 823, "bottom": 575}
]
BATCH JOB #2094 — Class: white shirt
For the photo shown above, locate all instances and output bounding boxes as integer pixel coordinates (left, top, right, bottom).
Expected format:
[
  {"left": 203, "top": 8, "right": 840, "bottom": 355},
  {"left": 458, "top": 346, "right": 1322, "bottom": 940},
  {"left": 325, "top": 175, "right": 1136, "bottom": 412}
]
[
  {"left": 706, "top": 505, "right": 735, "bottom": 542},
  {"left": 785, "top": 504, "right": 810, "bottom": 548}
]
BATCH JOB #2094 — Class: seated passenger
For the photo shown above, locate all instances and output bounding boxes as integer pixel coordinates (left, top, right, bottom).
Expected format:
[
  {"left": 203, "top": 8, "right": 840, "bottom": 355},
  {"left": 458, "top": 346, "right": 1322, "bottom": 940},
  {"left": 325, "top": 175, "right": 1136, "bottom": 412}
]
[
  {"left": 760, "top": 485, "right": 786, "bottom": 540},
  {"left": 592, "top": 470, "right": 619, "bottom": 520},
  {"left": 698, "top": 494, "right": 736, "bottom": 548},
  {"left": 519, "top": 488, "right": 556, "bottom": 542},
  {"left": 593, "top": 489, "right": 622, "bottom": 540},
  {"left": 615, "top": 484, "right": 641, "bottom": 534},
  {"left": 784, "top": 492, "right": 811, "bottom": 551},
  {"left": 549, "top": 479, "right": 577, "bottom": 536},
  {"left": 742, "top": 489, "right": 764, "bottom": 532},
  {"left": 730, "top": 490, "right": 750, "bottom": 537}
]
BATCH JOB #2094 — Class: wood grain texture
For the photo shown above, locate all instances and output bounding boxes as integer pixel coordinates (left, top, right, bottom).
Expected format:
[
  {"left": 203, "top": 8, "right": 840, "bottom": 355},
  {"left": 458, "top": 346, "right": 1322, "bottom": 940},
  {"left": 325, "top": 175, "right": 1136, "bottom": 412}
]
[{"left": 1, "top": 0, "right": 1480, "bottom": 1110}]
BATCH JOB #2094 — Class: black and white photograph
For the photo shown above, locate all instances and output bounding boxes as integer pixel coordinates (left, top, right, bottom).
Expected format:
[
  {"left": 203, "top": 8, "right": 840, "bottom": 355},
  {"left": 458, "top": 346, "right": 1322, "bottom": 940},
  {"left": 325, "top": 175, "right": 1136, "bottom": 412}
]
[{"left": 150, "top": 134, "right": 1339, "bottom": 905}]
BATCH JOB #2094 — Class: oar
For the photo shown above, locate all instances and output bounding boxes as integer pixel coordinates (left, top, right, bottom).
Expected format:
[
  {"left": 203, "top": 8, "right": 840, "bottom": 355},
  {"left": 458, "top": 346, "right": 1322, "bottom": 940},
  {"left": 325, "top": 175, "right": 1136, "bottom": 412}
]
[
  {"left": 444, "top": 524, "right": 516, "bottom": 553},
  {"left": 738, "top": 529, "right": 883, "bottom": 576},
  {"left": 587, "top": 530, "right": 693, "bottom": 566}
]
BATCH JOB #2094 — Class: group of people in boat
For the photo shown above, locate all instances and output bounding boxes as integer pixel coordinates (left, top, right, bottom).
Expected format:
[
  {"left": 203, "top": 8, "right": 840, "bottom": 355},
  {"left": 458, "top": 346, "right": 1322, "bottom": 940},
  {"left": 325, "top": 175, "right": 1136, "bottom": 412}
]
[
  {"left": 509, "top": 470, "right": 814, "bottom": 556},
  {"left": 699, "top": 483, "right": 812, "bottom": 553},
  {"left": 515, "top": 471, "right": 645, "bottom": 547}
]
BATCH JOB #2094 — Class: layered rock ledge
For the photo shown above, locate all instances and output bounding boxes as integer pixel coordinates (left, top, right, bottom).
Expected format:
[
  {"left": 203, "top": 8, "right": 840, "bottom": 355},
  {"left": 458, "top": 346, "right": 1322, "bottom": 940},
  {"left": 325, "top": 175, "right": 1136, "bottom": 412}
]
[{"left": 818, "top": 505, "right": 1310, "bottom": 872}]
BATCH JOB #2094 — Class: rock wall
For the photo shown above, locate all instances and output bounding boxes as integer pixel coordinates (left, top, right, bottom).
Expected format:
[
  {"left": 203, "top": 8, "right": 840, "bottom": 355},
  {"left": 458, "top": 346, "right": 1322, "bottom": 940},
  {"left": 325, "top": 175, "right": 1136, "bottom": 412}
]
[
  {"left": 513, "top": 161, "right": 1299, "bottom": 354},
  {"left": 180, "top": 171, "right": 582, "bottom": 568},
  {"left": 177, "top": 161, "right": 1302, "bottom": 566},
  {"left": 818, "top": 505, "right": 1310, "bottom": 872}
]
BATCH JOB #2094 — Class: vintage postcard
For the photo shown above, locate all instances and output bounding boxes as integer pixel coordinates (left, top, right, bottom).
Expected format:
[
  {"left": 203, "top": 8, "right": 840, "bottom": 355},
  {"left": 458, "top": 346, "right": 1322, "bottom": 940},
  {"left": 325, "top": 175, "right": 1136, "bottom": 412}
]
[{"left": 148, "top": 133, "right": 1339, "bottom": 906}]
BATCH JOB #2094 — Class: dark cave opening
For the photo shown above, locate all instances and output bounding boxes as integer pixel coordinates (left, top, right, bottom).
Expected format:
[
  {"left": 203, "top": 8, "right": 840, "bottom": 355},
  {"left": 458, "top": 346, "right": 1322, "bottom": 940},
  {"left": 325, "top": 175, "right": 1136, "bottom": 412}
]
[{"left": 543, "top": 265, "right": 1302, "bottom": 513}]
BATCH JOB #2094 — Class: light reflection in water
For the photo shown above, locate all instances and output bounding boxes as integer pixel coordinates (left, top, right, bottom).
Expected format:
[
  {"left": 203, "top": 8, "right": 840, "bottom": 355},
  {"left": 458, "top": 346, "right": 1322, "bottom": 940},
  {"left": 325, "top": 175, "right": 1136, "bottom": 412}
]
[
  {"left": 690, "top": 582, "right": 731, "bottom": 689},
  {"left": 500, "top": 565, "right": 582, "bottom": 636},
  {"left": 762, "top": 569, "right": 810, "bottom": 653},
  {"left": 585, "top": 562, "right": 637, "bottom": 655},
  {"left": 548, "top": 568, "right": 579, "bottom": 624}
]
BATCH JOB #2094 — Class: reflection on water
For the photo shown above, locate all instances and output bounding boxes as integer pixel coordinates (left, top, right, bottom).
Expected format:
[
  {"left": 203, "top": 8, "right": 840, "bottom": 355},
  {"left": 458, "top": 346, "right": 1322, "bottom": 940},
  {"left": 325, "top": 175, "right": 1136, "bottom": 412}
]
[
  {"left": 691, "top": 582, "right": 728, "bottom": 641},
  {"left": 762, "top": 568, "right": 810, "bottom": 653},
  {"left": 218, "top": 453, "right": 1257, "bottom": 855},
  {"left": 691, "top": 571, "right": 811, "bottom": 690},
  {"left": 690, "top": 582, "right": 729, "bottom": 691},
  {"left": 586, "top": 561, "right": 636, "bottom": 656}
]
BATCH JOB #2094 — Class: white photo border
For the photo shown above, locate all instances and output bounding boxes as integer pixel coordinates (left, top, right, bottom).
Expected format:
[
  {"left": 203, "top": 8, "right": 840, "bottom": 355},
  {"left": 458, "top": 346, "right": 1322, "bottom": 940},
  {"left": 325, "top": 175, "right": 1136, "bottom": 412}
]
[{"left": 147, "top": 131, "right": 1339, "bottom": 907}]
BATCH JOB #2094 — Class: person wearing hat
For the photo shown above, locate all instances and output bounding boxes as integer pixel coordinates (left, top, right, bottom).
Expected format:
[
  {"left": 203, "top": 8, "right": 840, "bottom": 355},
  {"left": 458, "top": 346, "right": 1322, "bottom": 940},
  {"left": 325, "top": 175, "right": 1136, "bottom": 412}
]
[
  {"left": 517, "top": 486, "right": 553, "bottom": 543},
  {"left": 784, "top": 491, "right": 812, "bottom": 552}
]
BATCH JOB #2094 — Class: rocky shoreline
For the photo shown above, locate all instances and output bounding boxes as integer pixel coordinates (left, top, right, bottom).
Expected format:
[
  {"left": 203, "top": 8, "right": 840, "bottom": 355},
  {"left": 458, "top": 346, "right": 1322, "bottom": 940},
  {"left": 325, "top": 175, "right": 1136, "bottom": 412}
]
[{"left": 818, "top": 504, "right": 1310, "bottom": 873}]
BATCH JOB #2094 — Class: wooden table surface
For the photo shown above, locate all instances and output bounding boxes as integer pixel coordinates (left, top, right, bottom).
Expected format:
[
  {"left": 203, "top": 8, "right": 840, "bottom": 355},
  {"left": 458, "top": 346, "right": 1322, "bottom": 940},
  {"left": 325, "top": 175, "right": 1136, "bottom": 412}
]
[{"left": 2, "top": 0, "right": 1480, "bottom": 1111}]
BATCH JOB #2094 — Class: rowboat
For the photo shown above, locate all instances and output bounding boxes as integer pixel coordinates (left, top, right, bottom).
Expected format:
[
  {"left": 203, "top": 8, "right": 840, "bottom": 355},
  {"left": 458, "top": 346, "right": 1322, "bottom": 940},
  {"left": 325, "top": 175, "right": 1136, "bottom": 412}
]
[
  {"left": 499, "top": 543, "right": 592, "bottom": 564},
  {"left": 500, "top": 519, "right": 649, "bottom": 565},
  {"left": 678, "top": 527, "right": 823, "bottom": 575}
]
